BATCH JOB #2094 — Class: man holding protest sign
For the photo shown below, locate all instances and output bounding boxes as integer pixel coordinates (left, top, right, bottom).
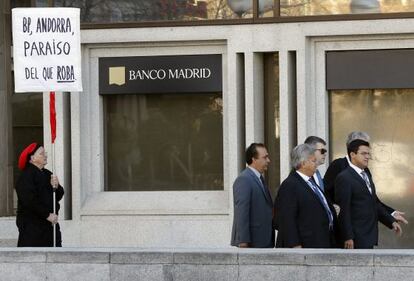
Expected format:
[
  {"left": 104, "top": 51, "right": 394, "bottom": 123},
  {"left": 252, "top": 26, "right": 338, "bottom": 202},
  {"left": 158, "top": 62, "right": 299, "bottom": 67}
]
[
  {"left": 12, "top": 7, "right": 82, "bottom": 247},
  {"left": 15, "top": 143, "right": 64, "bottom": 247}
]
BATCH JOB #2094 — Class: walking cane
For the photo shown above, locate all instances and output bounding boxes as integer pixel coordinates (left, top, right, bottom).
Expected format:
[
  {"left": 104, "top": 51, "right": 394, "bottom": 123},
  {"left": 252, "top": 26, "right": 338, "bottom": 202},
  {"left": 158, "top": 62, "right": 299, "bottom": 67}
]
[{"left": 53, "top": 144, "right": 56, "bottom": 247}]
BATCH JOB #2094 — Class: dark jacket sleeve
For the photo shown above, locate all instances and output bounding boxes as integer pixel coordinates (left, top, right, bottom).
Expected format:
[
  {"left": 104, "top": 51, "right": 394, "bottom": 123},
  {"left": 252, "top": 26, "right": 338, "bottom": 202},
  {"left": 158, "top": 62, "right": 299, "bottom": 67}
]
[
  {"left": 378, "top": 199, "right": 394, "bottom": 214},
  {"left": 15, "top": 173, "right": 50, "bottom": 220},
  {"left": 55, "top": 185, "right": 64, "bottom": 202},
  {"left": 44, "top": 168, "right": 64, "bottom": 202},
  {"left": 277, "top": 182, "right": 301, "bottom": 247},
  {"left": 377, "top": 200, "right": 396, "bottom": 229},
  {"left": 335, "top": 174, "right": 354, "bottom": 242},
  {"left": 233, "top": 176, "right": 252, "bottom": 244},
  {"left": 324, "top": 159, "right": 343, "bottom": 203},
  {"left": 273, "top": 186, "right": 280, "bottom": 230}
]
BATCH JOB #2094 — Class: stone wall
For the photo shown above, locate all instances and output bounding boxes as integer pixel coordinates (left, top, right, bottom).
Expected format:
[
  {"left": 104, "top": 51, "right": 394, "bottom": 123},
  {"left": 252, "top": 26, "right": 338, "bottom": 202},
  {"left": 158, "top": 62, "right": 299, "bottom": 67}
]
[{"left": 1, "top": 248, "right": 414, "bottom": 281}]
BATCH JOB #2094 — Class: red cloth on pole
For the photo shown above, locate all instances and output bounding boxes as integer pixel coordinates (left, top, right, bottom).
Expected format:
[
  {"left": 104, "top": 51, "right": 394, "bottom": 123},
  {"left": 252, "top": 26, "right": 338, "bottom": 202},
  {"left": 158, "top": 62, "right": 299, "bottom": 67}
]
[{"left": 49, "top": 91, "right": 56, "bottom": 144}]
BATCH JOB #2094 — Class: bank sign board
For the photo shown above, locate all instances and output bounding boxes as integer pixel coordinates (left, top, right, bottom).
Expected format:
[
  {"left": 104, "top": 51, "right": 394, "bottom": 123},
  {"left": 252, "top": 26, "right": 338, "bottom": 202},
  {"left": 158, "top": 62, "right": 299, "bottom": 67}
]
[
  {"left": 99, "top": 55, "right": 222, "bottom": 94},
  {"left": 12, "top": 8, "right": 82, "bottom": 92}
]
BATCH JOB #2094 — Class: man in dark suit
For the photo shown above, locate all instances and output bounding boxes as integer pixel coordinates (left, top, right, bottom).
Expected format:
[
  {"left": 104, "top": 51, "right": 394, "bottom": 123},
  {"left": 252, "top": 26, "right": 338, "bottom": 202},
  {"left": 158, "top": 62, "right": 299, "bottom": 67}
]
[
  {"left": 335, "top": 139, "right": 402, "bottom": 249},
  {"left": 305, "top": 136, "right": 340, "bottom": 217},
  {"left": 274, "top": 144, "right": 337, "bottom": 248},
  {"left": 231, "top": 143, "right": 274, "bottom": 248},
  {"left": 304, "top": 136, "right": 327, "bottom": 192},
  {"left": 324, "top": 131, "right": 407, "bottom": 225}
]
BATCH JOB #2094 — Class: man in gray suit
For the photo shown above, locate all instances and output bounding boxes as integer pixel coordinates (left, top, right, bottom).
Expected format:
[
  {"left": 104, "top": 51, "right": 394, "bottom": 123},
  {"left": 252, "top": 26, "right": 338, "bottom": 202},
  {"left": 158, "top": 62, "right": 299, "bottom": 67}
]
[{"left": 231, "top": 143, "right": 274, "bottom": 248}]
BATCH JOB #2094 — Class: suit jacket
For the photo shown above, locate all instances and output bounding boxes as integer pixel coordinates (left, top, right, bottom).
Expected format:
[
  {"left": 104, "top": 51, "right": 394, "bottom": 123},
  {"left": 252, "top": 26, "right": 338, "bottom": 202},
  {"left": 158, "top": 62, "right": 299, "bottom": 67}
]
[
  {"left": 335, "top": 166, "right": 395, "bottom": 249},
  {"left": 231, "top": 168, "right": 274, "bottom": 248},
  {"left": 274, "top": 171, "right": 337, "bottom": 248},
  {"left": 324, "top": 157, "right": 394, "bottom": 214}
]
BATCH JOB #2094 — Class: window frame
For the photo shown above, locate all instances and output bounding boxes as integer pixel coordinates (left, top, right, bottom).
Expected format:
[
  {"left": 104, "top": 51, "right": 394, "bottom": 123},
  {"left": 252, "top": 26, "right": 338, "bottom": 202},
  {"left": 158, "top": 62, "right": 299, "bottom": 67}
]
[{"left": 76, "top": 42, "right": 229, "bottom": 216}]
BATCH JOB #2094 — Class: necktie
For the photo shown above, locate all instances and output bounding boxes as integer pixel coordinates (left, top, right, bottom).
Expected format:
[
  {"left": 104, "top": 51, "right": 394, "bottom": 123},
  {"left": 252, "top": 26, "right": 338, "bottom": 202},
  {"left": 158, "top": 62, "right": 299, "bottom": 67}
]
[
  {"left": 310, "top": 175, "right": 319, "bottom": 187},
  {"left": 260, "top": 175, "right": 271, "bottom": 199},
  {"left": 308, "top": 177, "right": 334, "bottom": 229},
  {"left": 260, "top": 175, "right": 266, "bottom": 187},
  {"left": 361, "top": 171, "right": 372, "bottom": 194}
]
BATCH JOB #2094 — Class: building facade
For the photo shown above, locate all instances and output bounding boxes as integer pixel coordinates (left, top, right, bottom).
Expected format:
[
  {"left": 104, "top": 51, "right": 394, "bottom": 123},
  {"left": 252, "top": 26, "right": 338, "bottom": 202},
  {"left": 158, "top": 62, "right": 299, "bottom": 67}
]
[{"left": 1, "top": 0, "right": 414, "bottom": 248}]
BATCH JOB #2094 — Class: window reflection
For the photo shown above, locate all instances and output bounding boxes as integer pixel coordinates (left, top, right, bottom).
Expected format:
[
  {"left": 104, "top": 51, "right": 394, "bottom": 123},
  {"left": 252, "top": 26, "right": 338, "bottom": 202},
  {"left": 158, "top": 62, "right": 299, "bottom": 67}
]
[
  {"left": 330, "top": 89, "right": 414, "bottom": 248},
  {"left": 34, "top": 0, "right": 414, "bottom": 20},
  {"left": 54, "top": 0, "right": 245, "bottom": 23},
  {"left": 264, "top": 53, "right": 280, "bottom": 197},
  {"left": 104, "top": 93, "right": 223, "bottom": 191},
  {"left": 12, "top": 92, "right": 44, "bottom": 213},
  {"left": 281, "top": 0, "right": 414, "bottom": 16}
]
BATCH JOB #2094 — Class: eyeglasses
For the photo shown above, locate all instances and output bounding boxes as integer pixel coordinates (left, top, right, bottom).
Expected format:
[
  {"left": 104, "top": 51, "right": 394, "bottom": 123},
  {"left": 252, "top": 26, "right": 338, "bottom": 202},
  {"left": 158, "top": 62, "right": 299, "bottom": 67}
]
[{"left": 316, "top": 148, "right": 327, "bottom": 155}]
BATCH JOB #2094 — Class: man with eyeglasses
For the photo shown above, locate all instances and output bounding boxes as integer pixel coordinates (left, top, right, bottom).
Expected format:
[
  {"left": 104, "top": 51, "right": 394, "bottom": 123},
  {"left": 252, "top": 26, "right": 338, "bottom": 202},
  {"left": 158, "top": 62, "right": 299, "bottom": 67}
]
[
  {"left": 335, "top": 139, "right": 401, "bottom": 249},
  {"left": 304, "top": 136, "right": 328, "bottom": 192},
  {"left": 304, "top": 136, "right": 341, "bottom": 219},
  {"left": 324, "top": 131, "right": 408, "bottom": 225}
]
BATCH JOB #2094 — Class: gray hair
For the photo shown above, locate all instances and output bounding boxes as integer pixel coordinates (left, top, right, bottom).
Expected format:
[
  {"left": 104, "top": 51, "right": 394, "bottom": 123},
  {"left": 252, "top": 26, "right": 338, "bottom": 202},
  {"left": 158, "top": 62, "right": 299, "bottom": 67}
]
[
  {"left": 346, "top": 131, "right": 370, "bottom": 146},
  {"left": 304, "top": 136, "right": 326, "bottom": 147},
  {"left": 291, "top": 144, "right": 316, "bottom": 170}
]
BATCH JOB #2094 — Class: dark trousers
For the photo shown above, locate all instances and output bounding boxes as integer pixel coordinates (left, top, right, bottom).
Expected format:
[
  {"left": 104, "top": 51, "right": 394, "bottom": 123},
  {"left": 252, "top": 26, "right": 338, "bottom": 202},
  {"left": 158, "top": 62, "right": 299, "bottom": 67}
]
[{"left": 17, "top": 220, "right": 62, "bottom": 247}]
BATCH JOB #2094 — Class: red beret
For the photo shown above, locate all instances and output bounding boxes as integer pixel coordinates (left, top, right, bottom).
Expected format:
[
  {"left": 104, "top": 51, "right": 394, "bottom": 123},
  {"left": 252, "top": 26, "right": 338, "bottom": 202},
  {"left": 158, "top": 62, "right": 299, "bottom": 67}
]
[{"left": 18, "top": 142, "right": 39, "bottom": 170}]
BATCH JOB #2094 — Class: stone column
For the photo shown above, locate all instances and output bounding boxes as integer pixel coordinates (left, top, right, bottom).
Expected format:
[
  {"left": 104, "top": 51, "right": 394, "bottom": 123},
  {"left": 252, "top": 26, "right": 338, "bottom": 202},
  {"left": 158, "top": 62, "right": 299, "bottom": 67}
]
[{"left": 0, "top": 1, "right": 13, "bottom": 216}]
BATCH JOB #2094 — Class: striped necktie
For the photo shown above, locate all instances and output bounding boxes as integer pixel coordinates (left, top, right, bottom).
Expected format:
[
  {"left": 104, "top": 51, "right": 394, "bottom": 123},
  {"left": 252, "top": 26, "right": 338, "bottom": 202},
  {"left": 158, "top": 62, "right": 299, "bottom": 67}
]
[
  {"left": 308, "top": 177, "right": 333, "bottom": 229},
  {"left": 361, "top": 171, "right": 372, "bottom": 194}
]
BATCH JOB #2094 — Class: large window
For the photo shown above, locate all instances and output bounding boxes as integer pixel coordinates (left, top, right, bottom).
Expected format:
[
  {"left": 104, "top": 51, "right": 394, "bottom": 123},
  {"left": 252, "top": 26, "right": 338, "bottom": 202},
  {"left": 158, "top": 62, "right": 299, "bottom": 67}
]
[
  {"left": 104, "top": 93, "right": 223, "bottom": 191},
  {"left": 12, "top": 93, "right": 44, "bottom": 188},
  {"left": 44, "top": 0, "right": 414, "bottom": 24},
  {"left": 280, "top": 0, "right": 414, "bottom": 16},
  {"left": 330, "top": 89, "right": 414, "bottom": 248},
  {"left": 264, "top": 53, "right": 280, "bottom": 196},
  {"left": 52, "top": 0, "right": 249, "bottom": 22}
]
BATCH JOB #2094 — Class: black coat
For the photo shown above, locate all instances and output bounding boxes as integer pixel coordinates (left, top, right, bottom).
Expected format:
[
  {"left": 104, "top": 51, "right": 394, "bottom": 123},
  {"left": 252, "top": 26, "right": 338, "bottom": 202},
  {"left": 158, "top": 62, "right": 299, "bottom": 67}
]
[
  {"left": 274, "top": 171, "right": 337, "bottom": 248},
  {"left": 324, "top": 157, "right": 394, "bottom": 214},
  {"left": 335, "top": 167, "right": 395, "bottom": 249},
  {"left": 15, "top": 163, "right": 64, "bottom": 247}
]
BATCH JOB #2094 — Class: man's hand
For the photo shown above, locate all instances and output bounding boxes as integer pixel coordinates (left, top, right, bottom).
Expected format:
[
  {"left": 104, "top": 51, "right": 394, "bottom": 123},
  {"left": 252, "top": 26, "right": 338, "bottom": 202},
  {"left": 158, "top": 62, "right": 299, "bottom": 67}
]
[
  {"left": 392, "top": 211, "right": 408, "bottom": 225},
  {"left": 239, "top": 243, "right": 249, "bottom": 248},
  {"left": 392, "top": 222, "right": 402, "bottom": 236},
  {"left": 51, "top": 175, "right": 59, "bottom": 189},
  {"left": 46, "top": 213, "right": 58, "bottom": 225},
  {"left": 344, "top": 239, "right": 354, "bottom": 249},
  {"left": 333, "top": 204, "right": 340, "bottom": 216}
]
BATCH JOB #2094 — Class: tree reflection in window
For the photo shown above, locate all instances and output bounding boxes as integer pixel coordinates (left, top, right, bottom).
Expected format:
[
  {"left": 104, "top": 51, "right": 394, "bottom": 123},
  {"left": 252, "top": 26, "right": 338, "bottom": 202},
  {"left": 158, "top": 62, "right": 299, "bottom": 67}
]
[
  {"left": 54, "top": 0, "right": 241, "bottom": 22},
  {"left": 280, "top": 0, "right": 414, "bottom": 16},
  {"left": 53, "top": 0, "right": 414, "bottom": 21}
]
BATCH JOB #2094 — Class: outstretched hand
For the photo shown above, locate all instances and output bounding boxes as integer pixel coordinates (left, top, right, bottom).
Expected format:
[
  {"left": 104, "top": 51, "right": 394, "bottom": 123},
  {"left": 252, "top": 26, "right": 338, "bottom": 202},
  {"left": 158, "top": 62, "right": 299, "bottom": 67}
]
[
  {"left": 392, "top": 222, "right": 402, "bottom": 236},
  {"left": 393, "top": 211, "right": 408, "bottom": 225}
]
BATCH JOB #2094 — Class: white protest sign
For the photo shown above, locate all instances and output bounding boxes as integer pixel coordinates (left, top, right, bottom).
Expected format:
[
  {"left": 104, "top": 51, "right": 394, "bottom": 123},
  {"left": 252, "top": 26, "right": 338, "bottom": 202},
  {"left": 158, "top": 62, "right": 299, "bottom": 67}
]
[{"left": 12, "top": 8, "right": 82, "bottom": 92}]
